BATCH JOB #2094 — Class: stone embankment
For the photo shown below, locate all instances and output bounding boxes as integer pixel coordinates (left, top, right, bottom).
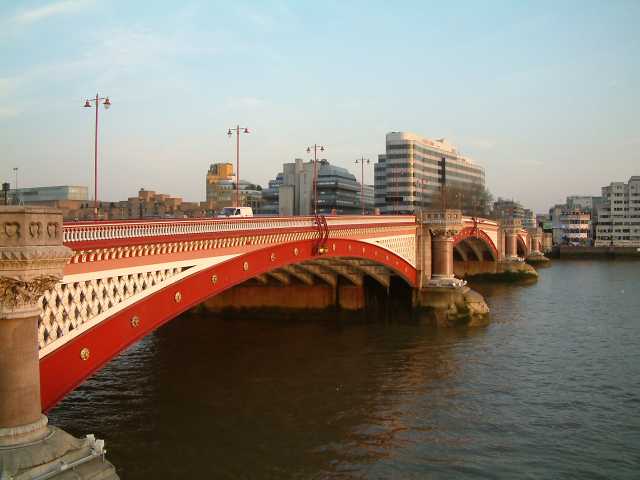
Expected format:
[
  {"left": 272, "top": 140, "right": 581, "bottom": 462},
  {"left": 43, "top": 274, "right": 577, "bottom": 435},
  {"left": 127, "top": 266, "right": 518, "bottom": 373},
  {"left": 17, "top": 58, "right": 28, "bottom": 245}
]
[
  {"left": 550, "top": 245, "right": 640, "bottom": 259},
  {"left": 454, "top": 260, "right": 539, "bottom": 282}
]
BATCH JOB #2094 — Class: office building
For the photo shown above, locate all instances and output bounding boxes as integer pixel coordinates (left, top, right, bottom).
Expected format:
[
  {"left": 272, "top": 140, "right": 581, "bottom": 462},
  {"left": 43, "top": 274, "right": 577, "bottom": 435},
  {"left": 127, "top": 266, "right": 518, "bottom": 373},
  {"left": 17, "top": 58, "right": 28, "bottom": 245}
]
[
  {"left": 278, "top": 158, "right": 361, "bottom": 215},
  {"left": 492, "top": 198, "right": 525, "bottom": 221},
  {"left": 594, "top": 176, "right": 640, "bottom": 247},
  {"left": 374, "top": 132, "right": 485, "bottom": 214},
  {"left": 8, "top": 185, "right": 88, "bottom": 204},
  {"left": 205, "top": 162, "right": 262, "bottom": 212}
]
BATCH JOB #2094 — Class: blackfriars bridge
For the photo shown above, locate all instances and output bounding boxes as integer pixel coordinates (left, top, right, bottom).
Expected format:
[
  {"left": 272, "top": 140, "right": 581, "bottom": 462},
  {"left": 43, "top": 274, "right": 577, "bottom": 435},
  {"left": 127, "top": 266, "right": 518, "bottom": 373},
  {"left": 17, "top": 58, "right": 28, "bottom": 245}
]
[{"left": 0, "top": 206, "right": 546, "bottom": 478}]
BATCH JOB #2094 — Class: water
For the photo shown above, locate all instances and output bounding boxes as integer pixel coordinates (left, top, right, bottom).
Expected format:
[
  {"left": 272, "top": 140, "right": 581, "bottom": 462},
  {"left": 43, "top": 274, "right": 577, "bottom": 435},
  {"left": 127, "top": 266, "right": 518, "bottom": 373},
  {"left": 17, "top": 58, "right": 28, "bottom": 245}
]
[{"left": 49, "top": 260, "right": 640, "bottom": 479}]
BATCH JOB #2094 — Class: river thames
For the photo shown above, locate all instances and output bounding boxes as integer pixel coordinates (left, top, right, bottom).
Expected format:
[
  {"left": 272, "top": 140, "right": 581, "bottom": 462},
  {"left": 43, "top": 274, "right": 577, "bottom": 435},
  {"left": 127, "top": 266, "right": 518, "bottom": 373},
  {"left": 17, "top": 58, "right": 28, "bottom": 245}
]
[{"left": 49, "top": 260, "right": 640, "bottom": 479}]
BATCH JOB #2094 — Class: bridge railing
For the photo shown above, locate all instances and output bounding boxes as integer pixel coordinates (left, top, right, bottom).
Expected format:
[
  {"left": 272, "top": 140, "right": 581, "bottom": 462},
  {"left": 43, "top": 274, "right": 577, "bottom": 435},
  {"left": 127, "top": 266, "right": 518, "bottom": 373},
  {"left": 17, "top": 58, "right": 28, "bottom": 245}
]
[{"left": 63, "top": 215, "right": 416, "bottom": 244}]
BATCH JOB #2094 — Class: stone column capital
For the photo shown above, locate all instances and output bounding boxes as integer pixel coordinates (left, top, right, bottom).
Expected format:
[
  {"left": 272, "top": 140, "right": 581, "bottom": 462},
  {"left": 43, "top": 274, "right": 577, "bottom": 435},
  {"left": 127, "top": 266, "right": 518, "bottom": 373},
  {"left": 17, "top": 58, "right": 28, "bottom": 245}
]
[
  {"left": 1, "top": 207, "right": 72, "bottom": 320},
  {"left": 420, "top": 209, "right": 463, "bottom": 238}
]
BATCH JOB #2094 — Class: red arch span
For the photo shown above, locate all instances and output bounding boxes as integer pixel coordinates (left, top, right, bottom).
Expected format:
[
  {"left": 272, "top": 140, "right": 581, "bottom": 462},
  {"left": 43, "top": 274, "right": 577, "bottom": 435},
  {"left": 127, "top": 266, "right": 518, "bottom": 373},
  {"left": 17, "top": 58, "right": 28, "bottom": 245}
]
[
  {"left": 40, "top": 238, "right": 416, "bottom": 411},
  {"left": 452, "top": 226, "right": 498, "bottom": 260}
]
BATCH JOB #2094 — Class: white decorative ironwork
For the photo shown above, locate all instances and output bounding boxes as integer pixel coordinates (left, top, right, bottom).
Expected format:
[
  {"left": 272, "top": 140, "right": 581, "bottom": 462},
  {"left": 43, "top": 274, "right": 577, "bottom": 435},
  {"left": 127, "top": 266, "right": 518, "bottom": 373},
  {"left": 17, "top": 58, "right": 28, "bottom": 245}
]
[
  {"left": 366, "top": 235, "right": 416, "bottom": 267},
  {"left": 39, "top": 266, "right": 185, "bottom": 350}
]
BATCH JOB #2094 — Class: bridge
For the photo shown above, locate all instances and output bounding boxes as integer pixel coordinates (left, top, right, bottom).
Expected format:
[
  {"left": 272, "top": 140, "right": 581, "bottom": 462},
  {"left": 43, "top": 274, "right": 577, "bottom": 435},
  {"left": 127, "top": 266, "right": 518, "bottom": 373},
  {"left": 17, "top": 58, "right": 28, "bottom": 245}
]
[{"left": 0, "top": 206, "right": 545, "bottom": 478}]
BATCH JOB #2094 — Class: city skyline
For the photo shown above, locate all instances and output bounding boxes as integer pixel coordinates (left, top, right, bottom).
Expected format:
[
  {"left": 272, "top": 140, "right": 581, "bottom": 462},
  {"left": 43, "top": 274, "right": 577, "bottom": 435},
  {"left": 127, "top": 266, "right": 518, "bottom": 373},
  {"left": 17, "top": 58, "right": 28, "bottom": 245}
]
[{"left": 1, "top": 0, "right": 639, "bottom": 212}]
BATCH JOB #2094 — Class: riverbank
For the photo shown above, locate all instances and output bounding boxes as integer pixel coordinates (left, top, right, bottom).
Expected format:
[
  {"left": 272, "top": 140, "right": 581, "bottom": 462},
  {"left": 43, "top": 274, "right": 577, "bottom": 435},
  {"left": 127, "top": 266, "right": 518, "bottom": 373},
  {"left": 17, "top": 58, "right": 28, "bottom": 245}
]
[{"left": 549, "top": 245, "right": 640, "bottom": 259}]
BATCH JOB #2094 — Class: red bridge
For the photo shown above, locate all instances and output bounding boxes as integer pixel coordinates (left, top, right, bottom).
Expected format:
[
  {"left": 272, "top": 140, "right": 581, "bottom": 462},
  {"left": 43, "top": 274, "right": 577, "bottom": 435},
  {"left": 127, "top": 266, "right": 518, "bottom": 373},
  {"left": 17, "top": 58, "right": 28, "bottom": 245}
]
[{"left": 32, "top": 212, "right": 544, "bottom": 411}]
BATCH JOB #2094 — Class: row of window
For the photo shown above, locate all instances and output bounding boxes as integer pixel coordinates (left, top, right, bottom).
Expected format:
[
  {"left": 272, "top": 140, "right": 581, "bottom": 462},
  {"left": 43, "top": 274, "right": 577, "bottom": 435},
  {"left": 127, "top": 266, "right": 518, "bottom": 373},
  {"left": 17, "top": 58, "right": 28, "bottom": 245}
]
[{"left": 384, "top": 153, "right": 485, "bottom": 176}]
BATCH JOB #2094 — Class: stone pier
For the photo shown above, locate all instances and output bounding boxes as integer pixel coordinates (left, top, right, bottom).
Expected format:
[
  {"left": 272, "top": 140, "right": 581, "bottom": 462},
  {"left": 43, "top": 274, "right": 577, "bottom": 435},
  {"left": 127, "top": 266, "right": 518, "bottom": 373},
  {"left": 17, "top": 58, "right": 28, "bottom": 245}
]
[
  {"left": 413, "top": 210, "right": 490, "bottom": 327},
  {"left": 526, "top": 227, "right": 551, "bottom": 266},
  {"left": 0, "top": 207, "right": 118, "bottom": 479}
]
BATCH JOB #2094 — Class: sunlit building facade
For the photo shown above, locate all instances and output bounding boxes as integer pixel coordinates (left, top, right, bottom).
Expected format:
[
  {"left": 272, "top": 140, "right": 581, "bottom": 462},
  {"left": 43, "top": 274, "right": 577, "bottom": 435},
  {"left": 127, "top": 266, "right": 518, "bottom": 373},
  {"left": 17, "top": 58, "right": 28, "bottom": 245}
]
[{"left": 374, "top": 132, "right": 485, "bottom": 214}]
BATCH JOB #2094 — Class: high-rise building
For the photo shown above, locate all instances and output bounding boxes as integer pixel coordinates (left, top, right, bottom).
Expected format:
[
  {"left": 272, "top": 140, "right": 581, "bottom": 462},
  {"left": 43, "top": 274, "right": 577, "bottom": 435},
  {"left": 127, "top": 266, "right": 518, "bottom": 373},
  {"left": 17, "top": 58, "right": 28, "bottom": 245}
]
[
  {"left": 594, "top": 176, "right": 640, "bottom": 247},
  {"left": 374, "top": 132, "right": 485, "bottom": 214},
  {"left": 278, "top": 158, "right": 360, "bottom": 215},
  {"left": 523, "top": 209, "right": 537, "bottom": 229},
  {"left": 492, "top": 198, "right": 525, "bottom": 221}
]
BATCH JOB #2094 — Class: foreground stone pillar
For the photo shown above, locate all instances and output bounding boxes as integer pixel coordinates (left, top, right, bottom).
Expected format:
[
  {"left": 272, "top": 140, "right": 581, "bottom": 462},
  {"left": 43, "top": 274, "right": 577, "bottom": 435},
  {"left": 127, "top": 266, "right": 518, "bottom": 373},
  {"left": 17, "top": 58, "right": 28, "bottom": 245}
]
[{"left": 0, "top": 206, "right": 118, "bottom": 479}]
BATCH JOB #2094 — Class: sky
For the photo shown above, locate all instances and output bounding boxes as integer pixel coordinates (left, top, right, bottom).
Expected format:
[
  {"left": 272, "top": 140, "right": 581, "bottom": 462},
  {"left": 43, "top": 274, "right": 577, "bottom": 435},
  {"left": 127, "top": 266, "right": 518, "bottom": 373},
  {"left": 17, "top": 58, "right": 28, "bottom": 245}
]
[{"left": 1, "top": 0, "right": 638, "bottom": 212}]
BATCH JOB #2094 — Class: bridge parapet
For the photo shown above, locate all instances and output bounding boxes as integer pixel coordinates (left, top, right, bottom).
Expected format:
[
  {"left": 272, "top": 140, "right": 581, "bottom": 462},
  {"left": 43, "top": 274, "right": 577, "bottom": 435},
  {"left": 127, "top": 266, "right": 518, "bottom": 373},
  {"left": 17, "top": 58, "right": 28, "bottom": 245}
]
[{"left": 63, "top": 215, "right": 416, "bottom": 244}]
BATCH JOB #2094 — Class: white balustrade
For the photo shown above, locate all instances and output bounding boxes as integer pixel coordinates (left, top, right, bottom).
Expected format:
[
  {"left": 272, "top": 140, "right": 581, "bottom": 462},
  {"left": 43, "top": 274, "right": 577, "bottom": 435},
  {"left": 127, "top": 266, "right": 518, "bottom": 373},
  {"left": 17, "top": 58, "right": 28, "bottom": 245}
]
[{"left": 63, "top": 216, "right": 416, "bottom": 244}]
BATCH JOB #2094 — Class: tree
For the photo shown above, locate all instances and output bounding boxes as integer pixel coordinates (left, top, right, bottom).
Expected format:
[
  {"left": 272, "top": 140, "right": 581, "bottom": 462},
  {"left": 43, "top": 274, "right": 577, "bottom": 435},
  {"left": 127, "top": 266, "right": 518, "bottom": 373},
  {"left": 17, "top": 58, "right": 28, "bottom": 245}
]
[{"left": 428, "top": 183, "right": 493, "bottom": 217}]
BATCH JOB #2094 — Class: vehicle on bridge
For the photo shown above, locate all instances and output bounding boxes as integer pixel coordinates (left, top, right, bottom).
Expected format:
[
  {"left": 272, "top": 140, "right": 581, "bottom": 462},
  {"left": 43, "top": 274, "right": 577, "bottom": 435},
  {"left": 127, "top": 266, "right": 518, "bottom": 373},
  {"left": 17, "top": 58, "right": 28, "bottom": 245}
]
[{"left": 218, "top": 206, "right": 253, "bottom": 218}]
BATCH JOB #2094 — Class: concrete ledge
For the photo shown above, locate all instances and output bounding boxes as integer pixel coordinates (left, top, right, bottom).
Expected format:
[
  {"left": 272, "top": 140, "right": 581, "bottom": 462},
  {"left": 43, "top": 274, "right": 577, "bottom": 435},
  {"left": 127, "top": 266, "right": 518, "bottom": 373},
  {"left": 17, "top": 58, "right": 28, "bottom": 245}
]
[
  {"left": 455, "top": 259, "right": 538, "bottom": 282},
  {"left": 0, "top": 427, "right": 118, "bottom": 479}
]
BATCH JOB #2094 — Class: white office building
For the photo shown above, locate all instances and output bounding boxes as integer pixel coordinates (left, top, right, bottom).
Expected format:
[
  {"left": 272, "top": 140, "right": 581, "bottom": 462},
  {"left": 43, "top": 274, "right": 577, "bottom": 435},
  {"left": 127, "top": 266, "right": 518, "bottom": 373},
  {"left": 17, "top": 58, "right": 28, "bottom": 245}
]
[
  {"left": 374, "top": 132, "right": 485, "bottom": 214},
  {"left": 595, "top": 176, "right": 640, "bottom": 247}
]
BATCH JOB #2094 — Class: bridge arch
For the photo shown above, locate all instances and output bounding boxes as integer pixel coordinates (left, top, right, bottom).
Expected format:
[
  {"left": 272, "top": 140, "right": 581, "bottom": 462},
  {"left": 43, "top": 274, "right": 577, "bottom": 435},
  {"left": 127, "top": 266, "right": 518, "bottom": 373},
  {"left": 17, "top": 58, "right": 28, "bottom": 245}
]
[
  {"left": 39, "top": 238, "right": 416, "bottom": 411},
  {"left": 453, "top": 227, "right": 498, "bottom": 262},
  {"left": 516, "top": 234, "right": 528, "bottom": 257}
]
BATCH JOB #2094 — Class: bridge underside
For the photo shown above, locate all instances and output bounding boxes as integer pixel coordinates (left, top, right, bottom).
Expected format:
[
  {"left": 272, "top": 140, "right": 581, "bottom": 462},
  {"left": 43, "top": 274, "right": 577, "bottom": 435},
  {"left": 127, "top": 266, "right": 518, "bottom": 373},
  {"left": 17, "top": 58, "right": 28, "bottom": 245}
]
[{"left": 201, "top": 256, "right": 411, "bottom": 312}]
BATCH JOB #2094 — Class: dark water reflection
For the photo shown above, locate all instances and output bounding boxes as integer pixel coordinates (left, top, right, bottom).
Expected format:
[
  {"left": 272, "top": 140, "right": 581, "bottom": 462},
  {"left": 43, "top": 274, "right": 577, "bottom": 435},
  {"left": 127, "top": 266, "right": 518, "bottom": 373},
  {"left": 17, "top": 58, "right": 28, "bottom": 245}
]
[{"left": 50, "top": 260, "right": 640, "bottom": 479}]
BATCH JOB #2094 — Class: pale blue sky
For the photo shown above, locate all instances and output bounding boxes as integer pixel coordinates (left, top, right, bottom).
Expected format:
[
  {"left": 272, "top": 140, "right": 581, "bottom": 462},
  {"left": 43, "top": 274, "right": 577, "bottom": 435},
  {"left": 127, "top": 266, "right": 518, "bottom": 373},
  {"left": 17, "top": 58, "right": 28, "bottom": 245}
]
[{"left": 1, "top": 0, "right": 638, "bottom": 212}]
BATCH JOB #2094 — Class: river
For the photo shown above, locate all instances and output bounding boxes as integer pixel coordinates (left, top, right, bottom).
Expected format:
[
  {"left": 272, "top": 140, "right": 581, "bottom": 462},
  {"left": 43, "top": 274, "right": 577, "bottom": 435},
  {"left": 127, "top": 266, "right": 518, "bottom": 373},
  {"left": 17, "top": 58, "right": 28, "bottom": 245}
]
[{"left": 49, "top": 260, "right": 640, "bottom": 479}]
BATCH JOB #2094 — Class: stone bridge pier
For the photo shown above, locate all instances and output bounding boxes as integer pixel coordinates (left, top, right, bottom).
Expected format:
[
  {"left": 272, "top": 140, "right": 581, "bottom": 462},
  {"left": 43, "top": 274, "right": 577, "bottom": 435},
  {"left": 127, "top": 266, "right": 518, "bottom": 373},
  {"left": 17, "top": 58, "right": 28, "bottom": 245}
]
[
  {"left": 0, "top": 207, "right": 118, "bottom": 479},
  {"left": 413, "top": 210, "right": 490, "bottom": 327}
]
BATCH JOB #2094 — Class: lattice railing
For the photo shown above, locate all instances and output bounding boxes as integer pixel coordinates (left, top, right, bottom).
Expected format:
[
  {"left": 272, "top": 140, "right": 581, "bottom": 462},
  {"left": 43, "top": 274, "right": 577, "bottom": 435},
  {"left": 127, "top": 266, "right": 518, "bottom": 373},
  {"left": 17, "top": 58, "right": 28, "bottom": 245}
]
[{"left": 39, "top": 266, "right": 186, "bottom": 351}]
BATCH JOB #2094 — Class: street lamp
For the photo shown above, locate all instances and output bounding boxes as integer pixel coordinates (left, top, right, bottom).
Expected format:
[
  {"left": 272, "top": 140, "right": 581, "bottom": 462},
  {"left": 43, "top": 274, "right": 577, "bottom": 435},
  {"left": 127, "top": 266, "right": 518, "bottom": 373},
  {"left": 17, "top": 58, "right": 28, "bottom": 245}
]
[
  {"left": 227, "top": 125, "right": 250, "bottom": 208},
  {"left": 83, "top": 93, "right": 111, "bottom": 219},
  {"left": 12, "top": 167, "right": 18, "bottom": 205},
  {"left": 306, "top": 144, "right": 325, "bottom": 215},
  {"left": 415, "top": 177, "right": 426, "bottom": 210},
  {"left": 354, "top": 157, "right": 370, "bottom": 215}
]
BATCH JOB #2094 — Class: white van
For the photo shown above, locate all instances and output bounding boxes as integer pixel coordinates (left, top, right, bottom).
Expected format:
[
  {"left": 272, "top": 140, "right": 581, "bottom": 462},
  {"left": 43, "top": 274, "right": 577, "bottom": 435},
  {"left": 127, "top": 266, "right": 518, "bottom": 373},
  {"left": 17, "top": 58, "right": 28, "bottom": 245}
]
[{"left": 218, "top": 207, "right": 253, "bottom": 218}]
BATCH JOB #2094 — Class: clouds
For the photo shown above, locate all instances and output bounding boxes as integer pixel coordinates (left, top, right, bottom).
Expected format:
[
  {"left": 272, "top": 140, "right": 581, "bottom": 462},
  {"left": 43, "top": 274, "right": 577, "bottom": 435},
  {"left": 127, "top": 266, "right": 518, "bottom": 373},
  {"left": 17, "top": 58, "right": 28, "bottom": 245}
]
[{"left": 11, "top": 0, "right": 95, "bottom": 25}]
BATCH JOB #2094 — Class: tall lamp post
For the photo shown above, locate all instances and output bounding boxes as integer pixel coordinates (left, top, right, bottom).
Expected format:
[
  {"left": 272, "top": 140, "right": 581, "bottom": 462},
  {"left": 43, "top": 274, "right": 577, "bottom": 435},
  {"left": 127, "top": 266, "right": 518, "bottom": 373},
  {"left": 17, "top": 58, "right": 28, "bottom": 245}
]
[
  {"left": 83, "top": 93, "right": 111, "bottom": 219},
  {"left": 354, "top": 157, "right": 370, "bottom": 215},
  {"left": 227, "top": 125, "right": 250, "bottom": 208},
  {"left": 415, "top": 177, "right": 425, "bottom": 211},
  {"left": 306, "top": 144, "right": 325, "bottom": 215},
  {"left": 12, "top": 167, "right": 18, "bottom": 205}
]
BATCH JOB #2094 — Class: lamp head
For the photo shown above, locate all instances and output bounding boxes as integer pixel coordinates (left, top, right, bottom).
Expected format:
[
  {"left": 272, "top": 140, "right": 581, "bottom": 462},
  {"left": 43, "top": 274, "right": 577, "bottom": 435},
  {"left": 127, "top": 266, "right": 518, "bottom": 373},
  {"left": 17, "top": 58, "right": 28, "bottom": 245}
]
[
  {"left": 103, "top": 97, "right": 111, "bottom": 109},
  {"left": 84, "top": 100, "right": 92, "bottom": 108},
  {"left": 227, "top": 129, "right": 233, "bottom": 137},
  {"left": 243, "top": 128, "right": 249, "bottom": 134}
]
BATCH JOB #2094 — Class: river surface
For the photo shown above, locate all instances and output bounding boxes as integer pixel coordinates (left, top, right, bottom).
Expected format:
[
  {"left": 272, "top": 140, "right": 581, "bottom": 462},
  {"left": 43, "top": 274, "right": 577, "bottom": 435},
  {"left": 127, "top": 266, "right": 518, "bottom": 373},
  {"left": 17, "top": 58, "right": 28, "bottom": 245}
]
[{"left": 49, "top": 260, "right": 640, "bottom": 479}]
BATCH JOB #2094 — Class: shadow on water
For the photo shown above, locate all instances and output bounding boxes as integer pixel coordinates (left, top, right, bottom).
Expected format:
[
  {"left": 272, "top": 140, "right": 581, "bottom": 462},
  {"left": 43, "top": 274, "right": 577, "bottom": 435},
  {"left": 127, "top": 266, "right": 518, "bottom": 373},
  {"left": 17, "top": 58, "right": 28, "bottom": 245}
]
[{"left": 49, "top": 292, "right": 489, "bottom": 479}]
